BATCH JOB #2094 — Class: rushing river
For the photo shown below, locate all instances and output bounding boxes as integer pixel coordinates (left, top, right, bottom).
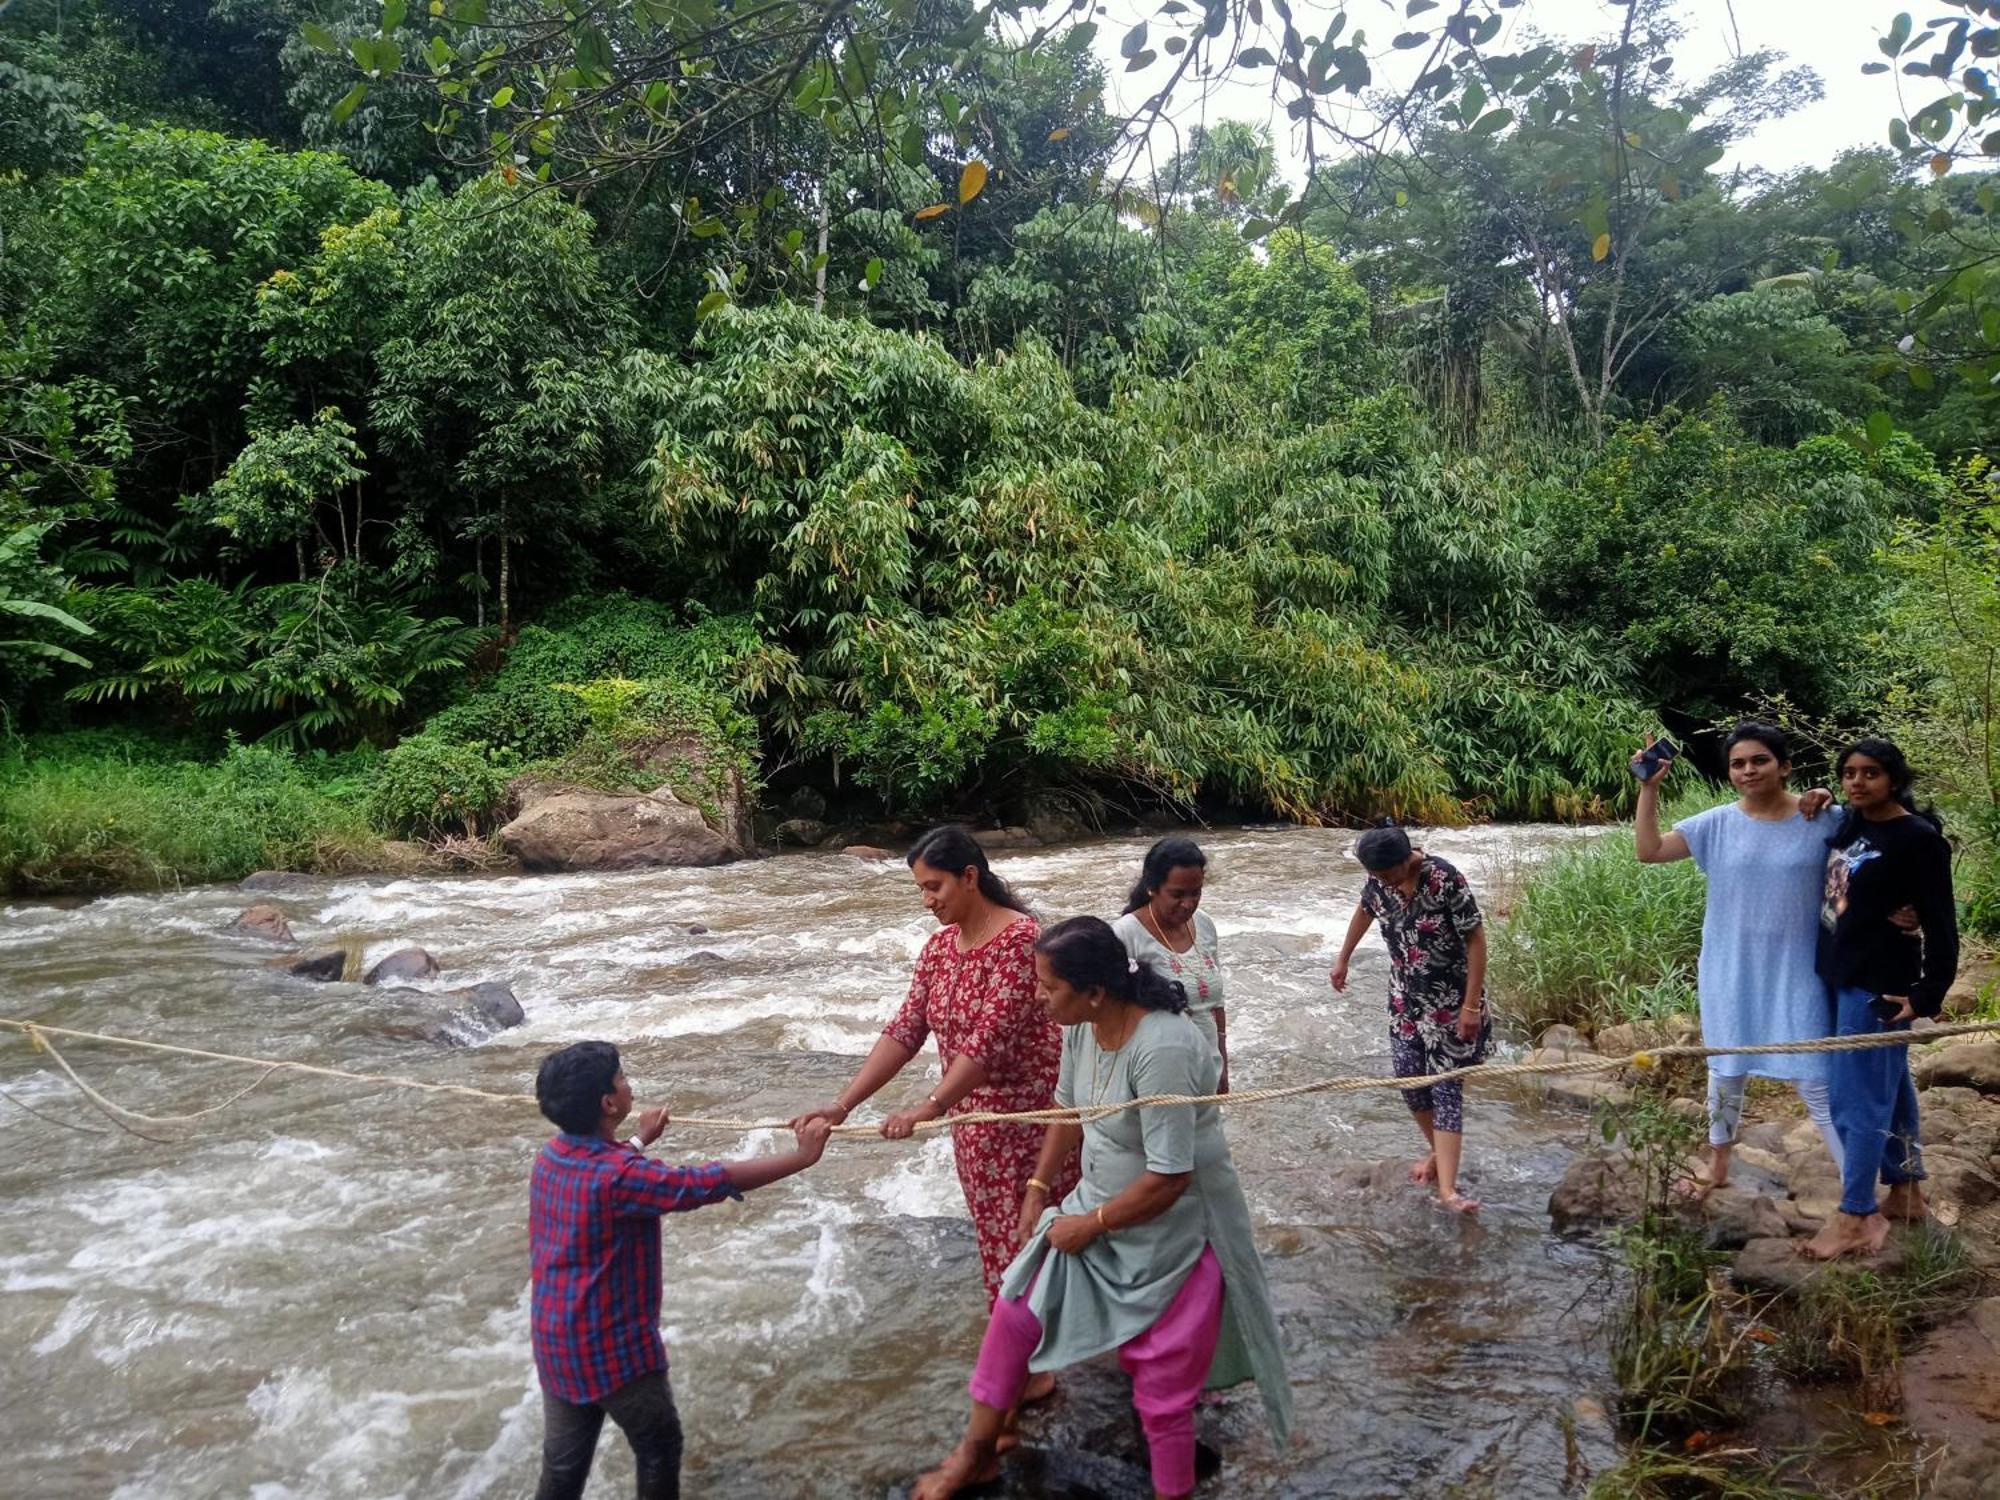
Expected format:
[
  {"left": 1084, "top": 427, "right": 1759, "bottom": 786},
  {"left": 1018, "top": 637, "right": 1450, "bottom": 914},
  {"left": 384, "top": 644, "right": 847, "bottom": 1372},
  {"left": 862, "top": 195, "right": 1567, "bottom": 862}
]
[{"left": 0, "top": 825, "right": 1622, "bottom": 1499}]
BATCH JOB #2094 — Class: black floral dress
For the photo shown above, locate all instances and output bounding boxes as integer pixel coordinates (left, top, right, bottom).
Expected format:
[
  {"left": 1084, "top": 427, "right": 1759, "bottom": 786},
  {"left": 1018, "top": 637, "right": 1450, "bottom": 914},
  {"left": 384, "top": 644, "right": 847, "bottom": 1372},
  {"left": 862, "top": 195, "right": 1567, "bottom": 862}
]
[{"left": 1360, "top": 854, "right": 1489, "bottom": 1064}]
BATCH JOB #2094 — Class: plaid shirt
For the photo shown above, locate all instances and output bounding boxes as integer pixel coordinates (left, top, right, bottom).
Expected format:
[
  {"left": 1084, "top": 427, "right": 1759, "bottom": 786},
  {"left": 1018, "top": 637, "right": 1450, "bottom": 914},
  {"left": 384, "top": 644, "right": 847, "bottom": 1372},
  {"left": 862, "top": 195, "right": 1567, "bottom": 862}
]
[{"left": 529, "top": 1133, "right": 740, "bottom": 1404}]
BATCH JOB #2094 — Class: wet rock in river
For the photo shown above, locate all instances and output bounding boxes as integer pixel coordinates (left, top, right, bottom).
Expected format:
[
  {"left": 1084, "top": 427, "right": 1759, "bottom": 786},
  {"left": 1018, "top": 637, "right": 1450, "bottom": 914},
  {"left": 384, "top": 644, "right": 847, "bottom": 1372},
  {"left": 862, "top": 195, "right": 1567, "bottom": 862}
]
[
  {"left": 226, "top": 903, "right": 294, "bottom": 944},
  {"left": 498, "top": 788, "right": 743, "bottom": 872},
  {"left": 288, "top": 947, "right": 350, "bottom": 982},
  {"left": 842, "top": 844, "right": 895, "bottom": 860},
  {"left": 240, "top": 870, "right": 315, "bottom": 893},
  {"left": 976, "top": 826, "right": 1040, "bottom": 851},
  {"left": 382, "top": 981, "right": 525, "bottom": 1044},
  {"left": 772, "top": 818, "right": 828, "bottom": 847},
  {"left": 364, "top": 945, "right": 439, "bottom": 985},
  {"left": 1548, "top": 1150, "right": 1645, "bottom": 1233}
]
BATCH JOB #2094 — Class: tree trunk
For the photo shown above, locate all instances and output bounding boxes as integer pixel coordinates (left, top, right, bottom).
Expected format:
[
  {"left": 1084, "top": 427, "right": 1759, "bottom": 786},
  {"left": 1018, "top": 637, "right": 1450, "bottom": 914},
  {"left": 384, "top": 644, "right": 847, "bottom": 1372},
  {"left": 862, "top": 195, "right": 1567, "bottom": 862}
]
[
  {"left": 473, "top": 534, "right": 485, "bottom": 630},
  {"left": 498, "top": 497, "right": 512, "bottom": 640},
  {"left": 814, "top": 182, "right": 830, "bottom": 313}
]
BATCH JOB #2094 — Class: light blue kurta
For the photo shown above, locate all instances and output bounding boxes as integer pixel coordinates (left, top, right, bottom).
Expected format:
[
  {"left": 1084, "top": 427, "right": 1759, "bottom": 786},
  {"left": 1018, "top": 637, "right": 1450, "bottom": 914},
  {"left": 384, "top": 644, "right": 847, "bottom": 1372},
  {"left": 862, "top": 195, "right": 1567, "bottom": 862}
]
[
  {"left": 1000, "top": 1009, "right": 1292, "bottom": 1444},
  {"left": 1676, "top": 802, "right": 1832, "bottom": 1083}
]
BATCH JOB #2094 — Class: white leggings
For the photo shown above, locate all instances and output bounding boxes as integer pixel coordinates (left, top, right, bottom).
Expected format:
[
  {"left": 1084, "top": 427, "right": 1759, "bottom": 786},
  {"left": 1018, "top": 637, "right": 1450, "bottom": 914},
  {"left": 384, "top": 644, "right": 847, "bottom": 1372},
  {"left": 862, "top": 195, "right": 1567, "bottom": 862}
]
[{"left": 1707, "top": 1070, "right": 1844, "bottom": 1170}]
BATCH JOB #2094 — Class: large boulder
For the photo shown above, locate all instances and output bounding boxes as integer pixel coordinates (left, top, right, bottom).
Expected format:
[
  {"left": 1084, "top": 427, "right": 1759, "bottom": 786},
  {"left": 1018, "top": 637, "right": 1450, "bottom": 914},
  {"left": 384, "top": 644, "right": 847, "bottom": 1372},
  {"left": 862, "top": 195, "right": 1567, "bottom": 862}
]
[
  {"left": 1595, "top": 1014, "right": 1700, "bottom": 1062},
  {"left": 498, "top": 788, "right": 743, "bottom": 872},
  {"left": 226, "top": 904, "right": 294, "bottom": 944},
  {"left": 240, "top": 870, "right": 315, "bottom": 894},
  {"left": 977, "top": 826, "right": 1040, "bottom": 851},
  {"left": 375, "top": 981, "right": 525, "bottom": 1044},
  {"left": 772, "top": 818, "right": 829, "bottom": 847},
  {"left": 364, "top": 946, "right": 439, "bottom": 985},
  {"left": 1549, "top": 1150, "right": 1645, "bottom": 1232},
  {"left": 1915, "top": 1040, "right": 2000, "bottom": 1095},
  {"left": 288, "top": 947, "right": 349, "bottom": 982},
  {"left": 1700, "top": 1184, "right": 1790, "bottom": 1250},
  {"left": 628, "top": 731, "right": 755, "bottom": 853}
]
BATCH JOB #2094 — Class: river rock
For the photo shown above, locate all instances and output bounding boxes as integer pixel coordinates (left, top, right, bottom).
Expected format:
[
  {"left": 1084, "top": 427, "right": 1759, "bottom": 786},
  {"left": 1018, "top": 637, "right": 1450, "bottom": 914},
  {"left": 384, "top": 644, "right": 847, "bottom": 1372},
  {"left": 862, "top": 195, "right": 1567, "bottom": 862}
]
[
  {"left": 364, "top": 946, "right": 439, "bottom": 985},
  {"left": 1941, "top": 973, "right": 1988, "bottom": 1018},
  {"left": 1902, "top": 1302, "right": 2000, "bottom": 1500},
  {"left": 1549, "top": 1150, "right": 1645, "bottom": 1232},
  {"left": 977, "top": 826, "right": 1040, "bottom": 851},
  {"left": 1595, "top": 1014, "right": 1700, "bottom": 1061},
  {"left": 1022, "top": 793, "right": 1091, "bottom": 845},
  {"left": 780, "top": 787, "right": 825, "bottom": 822},
  {"left": 1731, "top": 1235, "right": 1905, "bottom": 1294},
  {"left": 1701, "top": 1184, "right": 1790, "bottom": 1250},
  {"left": 1536, "top": 1024, "right": 1588, "bottom": 1057},
  {"left": 498, "top": 788, "right": 742, "bottom": 872},
  {"left": 240, "top": 870, "right": 315, "bottom": 893},
  {"left": 772, "top": 818, "right": 829, "bottom": 847},
  {"left": 226, "top": 903, "right": 294, "bottom": 944},
  {"left": 288, "top": 947, "right": 349, "bottom": 982},
  {"left": 1542, "top": 1070, "right": 1631, "bottom": 1111},
  {"left": 842, "top": 844, "right": 895, "bottom": 860},
  {"left": 1915, "top": 1040, "right": 2000, "bottom": 1095},
  {"left": 628, "top": 731, "right": 755, "bottom": 852},
  {"left": 456, "top": 981, "right": 525, "bottom": 1031}
]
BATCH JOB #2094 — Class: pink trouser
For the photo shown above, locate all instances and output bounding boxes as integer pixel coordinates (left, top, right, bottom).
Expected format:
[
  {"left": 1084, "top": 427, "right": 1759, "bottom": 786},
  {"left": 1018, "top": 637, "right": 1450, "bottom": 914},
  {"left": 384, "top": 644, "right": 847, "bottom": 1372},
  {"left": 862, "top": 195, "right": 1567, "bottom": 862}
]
[{"left": 968, "top": 1245, "right": 1224, "bottom": 1497}]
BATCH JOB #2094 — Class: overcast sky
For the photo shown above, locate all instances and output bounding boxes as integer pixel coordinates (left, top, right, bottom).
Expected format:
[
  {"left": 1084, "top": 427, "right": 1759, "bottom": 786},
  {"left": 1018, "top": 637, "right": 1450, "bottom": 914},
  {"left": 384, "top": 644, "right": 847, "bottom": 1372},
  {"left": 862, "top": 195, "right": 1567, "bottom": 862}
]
[{"left": 1085, "top": 0, "right": 1907, "bottom": 187}]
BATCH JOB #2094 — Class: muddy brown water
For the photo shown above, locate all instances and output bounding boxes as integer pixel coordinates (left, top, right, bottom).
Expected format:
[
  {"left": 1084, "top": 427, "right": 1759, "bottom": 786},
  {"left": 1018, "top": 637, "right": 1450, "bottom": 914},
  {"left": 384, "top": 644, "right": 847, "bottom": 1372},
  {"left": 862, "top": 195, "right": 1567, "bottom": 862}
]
[{"left": 0, "top": 826, "right": 1625, "bottom": 1498}]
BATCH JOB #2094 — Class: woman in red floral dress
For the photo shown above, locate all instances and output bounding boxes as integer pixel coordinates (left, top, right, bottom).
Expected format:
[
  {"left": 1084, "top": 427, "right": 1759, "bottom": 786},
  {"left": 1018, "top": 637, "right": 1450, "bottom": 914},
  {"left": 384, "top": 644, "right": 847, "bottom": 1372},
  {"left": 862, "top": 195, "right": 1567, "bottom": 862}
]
[{"left": 795, "top": 826, "right": 1076, "bottom": 1315}]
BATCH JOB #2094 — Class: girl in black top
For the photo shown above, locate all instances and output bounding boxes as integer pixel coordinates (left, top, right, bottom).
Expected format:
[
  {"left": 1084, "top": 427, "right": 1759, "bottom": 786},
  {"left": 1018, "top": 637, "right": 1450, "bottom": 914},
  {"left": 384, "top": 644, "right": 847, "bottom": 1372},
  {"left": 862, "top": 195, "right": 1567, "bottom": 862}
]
[{"left": 1806, "top": 738, "right": 1958, "bottom": 1261}]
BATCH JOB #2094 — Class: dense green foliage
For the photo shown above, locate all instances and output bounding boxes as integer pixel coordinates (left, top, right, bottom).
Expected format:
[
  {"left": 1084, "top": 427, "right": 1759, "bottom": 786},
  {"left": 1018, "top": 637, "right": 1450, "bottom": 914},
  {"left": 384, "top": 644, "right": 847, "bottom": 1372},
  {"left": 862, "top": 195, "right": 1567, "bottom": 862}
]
[{"left": 2, "top": 0, "right": 1998, "bottom": 893}]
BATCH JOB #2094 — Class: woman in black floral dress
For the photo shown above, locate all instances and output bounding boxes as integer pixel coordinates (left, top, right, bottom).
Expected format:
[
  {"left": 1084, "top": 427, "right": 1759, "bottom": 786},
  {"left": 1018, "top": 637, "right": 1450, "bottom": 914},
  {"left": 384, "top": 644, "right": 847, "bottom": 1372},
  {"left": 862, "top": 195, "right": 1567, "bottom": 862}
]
[{"left": 1328, "top": 824, "right": 1491, "bottom": 1214}]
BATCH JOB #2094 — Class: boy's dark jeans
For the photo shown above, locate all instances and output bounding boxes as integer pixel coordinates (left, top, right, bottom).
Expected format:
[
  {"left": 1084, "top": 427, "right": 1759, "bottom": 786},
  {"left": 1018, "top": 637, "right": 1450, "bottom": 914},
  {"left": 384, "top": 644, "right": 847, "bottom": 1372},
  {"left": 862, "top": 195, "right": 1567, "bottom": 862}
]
[{"left": 535, "top": 1370, "right": 683, "bottom": 1500}]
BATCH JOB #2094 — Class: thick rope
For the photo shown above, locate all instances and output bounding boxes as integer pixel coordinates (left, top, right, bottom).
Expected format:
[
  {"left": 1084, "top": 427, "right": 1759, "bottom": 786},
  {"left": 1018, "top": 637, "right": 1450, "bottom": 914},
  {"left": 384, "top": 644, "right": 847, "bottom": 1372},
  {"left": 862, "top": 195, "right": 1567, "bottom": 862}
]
[{"left": 4, "top": 1014, "right": 1997, "bottom": 1142}]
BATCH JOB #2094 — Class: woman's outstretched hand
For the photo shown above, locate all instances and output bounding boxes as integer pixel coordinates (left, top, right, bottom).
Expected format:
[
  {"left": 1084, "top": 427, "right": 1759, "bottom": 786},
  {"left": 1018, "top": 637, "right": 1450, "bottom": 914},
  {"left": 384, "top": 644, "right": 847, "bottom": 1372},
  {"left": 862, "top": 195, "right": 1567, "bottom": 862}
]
[
  {"left": 788, "top": 1102, "right": 847, "bottom": 1132},
  {"left": 881, "top": 1098, "right": 943, "bottom": 1140},
  {"left": 1328, "top": 956, "right": 1350, "bottom": 992}
]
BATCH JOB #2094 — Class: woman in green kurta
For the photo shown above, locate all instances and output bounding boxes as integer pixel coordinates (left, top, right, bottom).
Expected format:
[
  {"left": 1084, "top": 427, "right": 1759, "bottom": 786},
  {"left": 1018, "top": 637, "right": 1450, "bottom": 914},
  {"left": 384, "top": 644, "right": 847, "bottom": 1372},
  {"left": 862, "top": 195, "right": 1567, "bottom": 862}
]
[{"left": 913, "top": 916, "right": 1291, "bottom": 1500}]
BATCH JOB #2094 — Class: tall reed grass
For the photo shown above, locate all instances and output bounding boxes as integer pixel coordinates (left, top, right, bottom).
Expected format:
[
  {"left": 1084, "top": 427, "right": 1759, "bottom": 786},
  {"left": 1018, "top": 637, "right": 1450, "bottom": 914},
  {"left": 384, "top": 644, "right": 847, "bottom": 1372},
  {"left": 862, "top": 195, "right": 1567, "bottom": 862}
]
[
  {"left": 1494, "top": 789, "right": 1726, "bottom": 1036},
  {"left": 0, "top": 740, "right": 381, "bottom": 894}
]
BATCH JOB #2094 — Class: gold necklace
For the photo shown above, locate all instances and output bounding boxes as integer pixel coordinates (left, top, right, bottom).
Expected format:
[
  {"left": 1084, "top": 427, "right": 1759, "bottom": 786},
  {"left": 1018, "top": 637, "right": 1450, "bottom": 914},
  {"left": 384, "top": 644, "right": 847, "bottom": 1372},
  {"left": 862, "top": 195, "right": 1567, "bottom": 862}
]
[{"left": 1142, "top": 905, "right": 1194, "bottom": 954}]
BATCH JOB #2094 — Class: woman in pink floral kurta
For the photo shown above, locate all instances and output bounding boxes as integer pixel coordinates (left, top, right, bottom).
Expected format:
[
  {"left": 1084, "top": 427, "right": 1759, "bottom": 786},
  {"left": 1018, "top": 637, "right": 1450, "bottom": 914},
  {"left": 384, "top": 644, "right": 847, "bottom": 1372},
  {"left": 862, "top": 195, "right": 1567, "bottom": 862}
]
[
  {"left": 883, "top": 915, "right": 1074, "bottom": 1302},
  {"left": 796, "top": 826, "right": 1075, "bottom": 1306}
]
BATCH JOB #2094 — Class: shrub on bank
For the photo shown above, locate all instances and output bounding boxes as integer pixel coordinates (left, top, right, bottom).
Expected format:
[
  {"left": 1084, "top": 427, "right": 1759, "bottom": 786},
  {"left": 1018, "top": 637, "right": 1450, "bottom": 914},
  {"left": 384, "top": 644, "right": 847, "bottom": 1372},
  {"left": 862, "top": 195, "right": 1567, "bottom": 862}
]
[
  {"left": 1493, "top": 790, "right": 1723, "bottom": 1036},
  {"left": 368, "top": 733, "right": 509, "bottom": 838},
  {"left": 0, "top": 739, "right": 380, "bottom": 894}
]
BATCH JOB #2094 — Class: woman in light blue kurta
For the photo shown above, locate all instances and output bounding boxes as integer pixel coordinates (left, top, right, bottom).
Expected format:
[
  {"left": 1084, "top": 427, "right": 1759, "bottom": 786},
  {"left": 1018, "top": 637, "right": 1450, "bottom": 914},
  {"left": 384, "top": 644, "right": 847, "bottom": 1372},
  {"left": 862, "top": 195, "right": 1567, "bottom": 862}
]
[
  {"left": 1633, "top": 722, "right": 1842, "bottom": 1187},
  {"left": 911, "top": 916, "right": 1289, "bottom": 1500}
]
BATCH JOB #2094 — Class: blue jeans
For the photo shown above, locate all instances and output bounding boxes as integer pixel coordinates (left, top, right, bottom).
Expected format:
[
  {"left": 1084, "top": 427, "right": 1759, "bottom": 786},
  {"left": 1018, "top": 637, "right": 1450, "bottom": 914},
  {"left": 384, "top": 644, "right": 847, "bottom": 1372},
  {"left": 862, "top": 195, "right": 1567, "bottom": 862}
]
[{"left": 1829, "top": 985, "right": 1925, "bottom": 1217}]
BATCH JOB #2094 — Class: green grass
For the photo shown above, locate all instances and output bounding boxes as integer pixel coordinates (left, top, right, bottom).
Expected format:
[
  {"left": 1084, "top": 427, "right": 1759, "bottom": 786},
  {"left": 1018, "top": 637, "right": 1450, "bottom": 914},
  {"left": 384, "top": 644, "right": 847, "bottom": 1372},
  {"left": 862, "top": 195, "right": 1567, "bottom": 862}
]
[
  {"left": 1493, "top": 789, "right": 1725, "bottom": 1036},
  {"left": 0, "top": 737, "right": 382, "bottom": 895}
]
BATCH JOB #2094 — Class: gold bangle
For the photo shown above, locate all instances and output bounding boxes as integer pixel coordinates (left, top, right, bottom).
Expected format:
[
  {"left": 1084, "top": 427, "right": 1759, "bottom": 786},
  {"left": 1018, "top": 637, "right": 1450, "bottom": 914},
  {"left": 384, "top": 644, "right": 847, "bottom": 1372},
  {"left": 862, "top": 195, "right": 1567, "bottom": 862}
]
[
  {"left": 1096, "top": 1206, "right": 1111, "bottom": 1234},
  {"left": 1026, "top": 1177, "right": 1052, "bottom": 1195}
]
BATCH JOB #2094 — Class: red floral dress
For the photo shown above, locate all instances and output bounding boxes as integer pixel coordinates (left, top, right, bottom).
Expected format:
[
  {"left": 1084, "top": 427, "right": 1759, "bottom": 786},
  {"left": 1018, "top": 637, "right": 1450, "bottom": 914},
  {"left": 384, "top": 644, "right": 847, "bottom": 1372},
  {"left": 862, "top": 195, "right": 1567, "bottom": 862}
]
[{"left": 884, "top": 916, "right": 1078, "bottom": 1305}]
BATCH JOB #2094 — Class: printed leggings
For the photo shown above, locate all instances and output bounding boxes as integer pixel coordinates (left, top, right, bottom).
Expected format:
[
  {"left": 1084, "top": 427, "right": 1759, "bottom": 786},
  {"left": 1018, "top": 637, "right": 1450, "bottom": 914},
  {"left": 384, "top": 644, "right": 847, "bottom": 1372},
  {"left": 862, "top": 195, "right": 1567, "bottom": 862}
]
[{"left": 1705, "top": 1069, "right": 1843, "bottom": 1168}]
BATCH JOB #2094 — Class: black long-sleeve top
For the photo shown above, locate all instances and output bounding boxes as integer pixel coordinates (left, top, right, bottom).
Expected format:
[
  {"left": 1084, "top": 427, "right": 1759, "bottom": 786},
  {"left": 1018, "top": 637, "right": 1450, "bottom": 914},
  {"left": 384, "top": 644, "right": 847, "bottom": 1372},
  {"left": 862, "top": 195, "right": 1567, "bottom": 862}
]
[{"left": 1815, "top": 811, "right": 1959, "bottom": 1017}]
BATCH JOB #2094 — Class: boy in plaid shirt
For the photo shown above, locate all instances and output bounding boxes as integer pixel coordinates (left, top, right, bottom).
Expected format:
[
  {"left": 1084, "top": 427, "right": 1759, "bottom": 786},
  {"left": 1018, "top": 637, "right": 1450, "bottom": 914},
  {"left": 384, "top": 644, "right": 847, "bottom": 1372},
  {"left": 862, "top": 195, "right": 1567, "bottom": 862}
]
[{"left": 530, "top": 1040, "right": 831, "bottom": 1500}]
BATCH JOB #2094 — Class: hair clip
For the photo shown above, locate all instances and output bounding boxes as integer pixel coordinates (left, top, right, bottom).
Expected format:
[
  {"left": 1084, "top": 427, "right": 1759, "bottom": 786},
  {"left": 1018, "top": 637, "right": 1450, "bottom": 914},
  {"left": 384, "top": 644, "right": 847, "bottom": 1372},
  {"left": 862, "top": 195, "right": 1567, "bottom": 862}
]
[{"left": 1127, "top": 958, "right": 1139, "bottom": 974}]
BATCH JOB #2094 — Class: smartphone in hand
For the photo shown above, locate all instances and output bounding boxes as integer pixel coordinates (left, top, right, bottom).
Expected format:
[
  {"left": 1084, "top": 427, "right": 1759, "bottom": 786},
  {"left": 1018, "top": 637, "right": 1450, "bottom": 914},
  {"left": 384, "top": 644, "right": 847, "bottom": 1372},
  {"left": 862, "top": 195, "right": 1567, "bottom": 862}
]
[
  {"left": 1631, "top": 737, "right": 1681, "bottom": 782},
  {"left": 1868, "top": 996, "right": 1907, "bottom": 1025}
]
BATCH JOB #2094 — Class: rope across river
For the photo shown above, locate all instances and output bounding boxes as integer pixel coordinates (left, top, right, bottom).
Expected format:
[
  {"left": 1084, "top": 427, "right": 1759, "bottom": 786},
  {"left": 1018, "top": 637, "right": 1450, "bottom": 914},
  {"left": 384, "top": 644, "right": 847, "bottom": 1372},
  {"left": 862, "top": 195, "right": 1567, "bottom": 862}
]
[{"left": 4, "top": 1013, "right": 1998, "bottom": 1140}]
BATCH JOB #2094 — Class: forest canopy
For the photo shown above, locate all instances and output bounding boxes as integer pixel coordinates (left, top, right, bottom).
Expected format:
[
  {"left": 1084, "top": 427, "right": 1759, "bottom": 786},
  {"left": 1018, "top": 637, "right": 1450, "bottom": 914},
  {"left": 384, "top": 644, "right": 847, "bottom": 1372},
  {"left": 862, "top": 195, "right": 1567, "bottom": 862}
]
[{"left": 5, "top": 0, "right": 2000, "bottom": 906}]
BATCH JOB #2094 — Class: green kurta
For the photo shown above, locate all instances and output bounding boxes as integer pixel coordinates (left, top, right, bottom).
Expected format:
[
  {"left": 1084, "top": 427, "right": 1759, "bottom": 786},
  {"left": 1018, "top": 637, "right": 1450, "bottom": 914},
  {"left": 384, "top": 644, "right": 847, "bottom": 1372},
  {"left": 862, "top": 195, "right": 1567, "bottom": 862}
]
[{"left": 999, "top": 1009, "right": 1292, "bottom": 1444}]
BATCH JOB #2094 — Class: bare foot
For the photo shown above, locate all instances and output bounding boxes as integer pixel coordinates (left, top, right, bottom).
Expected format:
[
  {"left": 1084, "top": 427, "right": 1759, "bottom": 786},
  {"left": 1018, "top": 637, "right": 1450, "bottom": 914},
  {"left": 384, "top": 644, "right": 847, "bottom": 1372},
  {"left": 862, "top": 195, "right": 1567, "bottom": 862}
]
[
  {"left": 1883, "top": 1182, "right": 1928, "bottom": 1223},
  {"left": 1802, "top": 1211, "right": 1891, "bottom": 1261},
  {"left": 1409, "top": 1152, "right": 1438, "bottom": 1185},
  {"left": 1019, "top": 1370, "right": 1057, "bottom": 1406},
  {"left": 912, "top": 1441, "right": 1001, "bottom": 1500},
  {"left": 1438, "top": 1191, "right": 1481, "bottom": 1215}
]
